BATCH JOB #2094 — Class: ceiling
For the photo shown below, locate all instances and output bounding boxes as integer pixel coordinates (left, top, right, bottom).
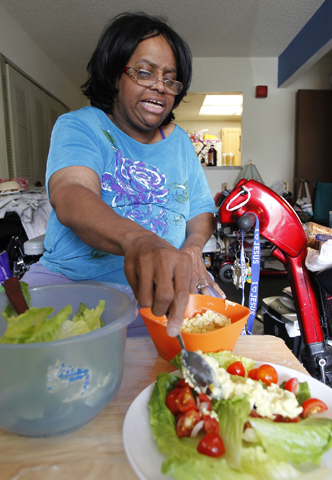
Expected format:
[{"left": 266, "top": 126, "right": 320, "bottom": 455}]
[{"left": 0, "top": 0, "right": 327, "bottom": 121}]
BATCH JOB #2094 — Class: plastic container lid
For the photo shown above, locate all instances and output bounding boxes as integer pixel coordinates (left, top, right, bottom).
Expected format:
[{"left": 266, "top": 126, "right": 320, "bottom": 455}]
[{"left": 24, "top": 234, "right": 45, "bottom": 255}]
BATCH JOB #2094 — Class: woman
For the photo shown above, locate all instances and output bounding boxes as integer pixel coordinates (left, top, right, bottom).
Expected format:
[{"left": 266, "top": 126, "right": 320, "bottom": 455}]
[{"left": 23, "top": 12, "right": 225, "bottom": 336}]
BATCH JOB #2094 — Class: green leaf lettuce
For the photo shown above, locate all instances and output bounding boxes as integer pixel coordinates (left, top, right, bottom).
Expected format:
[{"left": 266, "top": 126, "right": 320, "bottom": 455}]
[{"left": 1, "top": 296, "right": 105, "bottom": 344}]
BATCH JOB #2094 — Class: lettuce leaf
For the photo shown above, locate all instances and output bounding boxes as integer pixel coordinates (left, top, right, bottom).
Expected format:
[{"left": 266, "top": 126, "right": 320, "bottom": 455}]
[
  {"left": 206, "top": 351, "right": 256, "bottom": 374},
  {"left": 72, "top": 300, "right": 105, "bottom": 331},
  {"left": 0, "top": 307, "right": 53, "bottom": 343},
  {"left": 249, "top": 416, "right": 332, "bottom": 465},
  {"left": 58, "top": 319, "right": 90, "bottom": 339},
  {"left": 0, "top": 298, "right": 105, "bottom": 343},
  {"left": 163, "top": 454, "right": 253, "bottom": 480},
  {"left": 215, "top": 395, "right": 251, "bottom": 467},
  {"left": 25, "top": 305, "right": 72, "bottom": 343},
  {"left": 149, "top": 372, "right": 196, "bottom": 459},
  {"left": 149, "top": 373, "right": 251, "bottom": 479},
  {"left": 239, "top": 445, "right": 331, "bottom": 480},
  {"left": 162, "top": 441, "right": 331, "bottom": 480},
  {"left": 295, "top": 381, "right": 311, "bottom": 406}
]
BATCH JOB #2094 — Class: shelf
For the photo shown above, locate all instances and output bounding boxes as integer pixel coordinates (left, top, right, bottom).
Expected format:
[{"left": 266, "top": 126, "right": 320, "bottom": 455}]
[{"left": 202, "top": 166, "right": 242, "bottom": 170}]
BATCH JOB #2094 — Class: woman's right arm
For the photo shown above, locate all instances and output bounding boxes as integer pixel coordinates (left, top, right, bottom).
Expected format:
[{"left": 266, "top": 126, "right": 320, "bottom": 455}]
[{"left": 49, "top": 166, "right": 192, "bottom": 337}]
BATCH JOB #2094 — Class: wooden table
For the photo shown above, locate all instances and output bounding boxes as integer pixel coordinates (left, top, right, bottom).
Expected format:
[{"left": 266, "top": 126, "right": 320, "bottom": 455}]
[{"left": 0, "top": 336, "right": 309, "bottom": 480}]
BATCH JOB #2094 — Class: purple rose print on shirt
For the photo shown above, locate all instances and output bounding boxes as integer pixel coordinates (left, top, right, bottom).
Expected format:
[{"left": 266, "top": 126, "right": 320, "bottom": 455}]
[
  {"left": 102, "top": 150, "right": 168, "bottom": 207},
  {"left": 100, "top": 137, "right": 188, "bottom": 242},
  {"left": 122, "top": 204, "right": 168, "bottom": 236}
]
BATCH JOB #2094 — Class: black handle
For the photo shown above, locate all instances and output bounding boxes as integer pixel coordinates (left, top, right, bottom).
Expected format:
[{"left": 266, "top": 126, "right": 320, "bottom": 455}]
[
  {"left": 237, "top": 213, "right": 256, "bottom": 232},
  {"left": 3, "top": 277, "right": 29, "bottom": 315}
]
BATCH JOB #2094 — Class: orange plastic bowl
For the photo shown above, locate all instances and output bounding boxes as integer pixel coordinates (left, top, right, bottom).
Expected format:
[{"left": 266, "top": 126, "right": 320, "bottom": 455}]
[{"left": 140, "top": 294, "right": 250, "bottom": 362}]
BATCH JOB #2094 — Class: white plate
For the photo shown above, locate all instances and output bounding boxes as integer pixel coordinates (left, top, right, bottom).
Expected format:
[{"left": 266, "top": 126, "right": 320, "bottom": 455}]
[{"left": 123, "top": 363, "right": 332, "bottom": 480}]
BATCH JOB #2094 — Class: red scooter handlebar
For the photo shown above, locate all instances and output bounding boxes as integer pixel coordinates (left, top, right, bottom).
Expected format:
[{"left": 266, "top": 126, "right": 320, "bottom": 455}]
[
  {"left": 218, "top": 178, "right": 323, "bottom": 344},
  {"left": 218, "top": 179, "right": 332, "bottom": 384}
]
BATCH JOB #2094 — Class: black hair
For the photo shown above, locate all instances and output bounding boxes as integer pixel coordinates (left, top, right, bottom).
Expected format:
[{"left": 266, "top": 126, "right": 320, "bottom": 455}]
[{"left": 81, "top": 12, "right": 192, "bottom": 125}]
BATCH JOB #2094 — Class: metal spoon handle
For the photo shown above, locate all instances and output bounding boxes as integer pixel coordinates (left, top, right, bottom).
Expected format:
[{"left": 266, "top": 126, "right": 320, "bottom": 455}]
[{"left": 176, "top": 333, "right": 186, "bottom": 351}]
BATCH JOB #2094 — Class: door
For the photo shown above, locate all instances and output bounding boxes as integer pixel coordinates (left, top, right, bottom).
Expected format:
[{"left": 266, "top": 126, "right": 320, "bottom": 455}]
[
  {"left": 295, "top": 90, "right": 332, "bottom": 198},
  {"left": 221, "top": 127, "right": 241, "bottom": 166},
  {"left": 30, "top": 84, "right": 68, "bottom": 185},
  {"left": 6, "top": 63, "right": 34, "bottom": 184},
  {"left": 4, "top": 63, "right": 69, "bottom": 186}
]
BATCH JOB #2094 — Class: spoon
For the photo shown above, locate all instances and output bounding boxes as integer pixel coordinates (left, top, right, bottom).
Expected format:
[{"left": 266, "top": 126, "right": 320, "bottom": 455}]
[
  {"left": 3, "top": 276, "right": 29, "bottom": 314},
  {"left": 162, "top": 294, "right": 221, "bottom": 393},
  {"left": 176, "top": 332, "right": 221, "bottom": 393}
]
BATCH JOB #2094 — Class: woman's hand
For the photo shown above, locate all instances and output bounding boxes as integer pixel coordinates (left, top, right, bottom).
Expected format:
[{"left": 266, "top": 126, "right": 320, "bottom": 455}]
[
  {"left": 123, "top": 234, "right": 193, "bottom": 337},
  {"left": 181, "top": 245, "right": 226, "bottom": 298}
]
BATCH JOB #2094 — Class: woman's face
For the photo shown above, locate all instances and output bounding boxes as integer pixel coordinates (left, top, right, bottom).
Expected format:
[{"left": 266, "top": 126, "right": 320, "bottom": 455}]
[{"left": 112, "top": 34, "right": 177, "bottom": 137}]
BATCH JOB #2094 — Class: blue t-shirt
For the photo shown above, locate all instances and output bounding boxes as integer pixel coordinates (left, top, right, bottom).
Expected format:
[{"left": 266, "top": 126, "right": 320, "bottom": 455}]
[{"left": 41, "top": 106, "right": 216, "bottom": 284}]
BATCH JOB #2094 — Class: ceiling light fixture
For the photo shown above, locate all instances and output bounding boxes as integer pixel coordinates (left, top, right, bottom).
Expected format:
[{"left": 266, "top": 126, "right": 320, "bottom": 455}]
[
  {"left": 203, "top": 95, "right": 243, "bottom": 106},
  {"left": 199, "top": 94, "right": 243, "bottom": 116},
  {"left": 199, "top": 106, "right": 243, "bottom": 116}
]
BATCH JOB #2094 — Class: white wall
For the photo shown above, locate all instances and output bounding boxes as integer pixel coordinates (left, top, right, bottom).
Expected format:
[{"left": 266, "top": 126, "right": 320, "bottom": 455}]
[
  {"left": 0, "top": 4, "right": 331, "bottom": 196},
  {"left": 0, "top": 5, "right": 85, "bottom": 111},
  {"left": 191, "top": 56, "right": 332, "bottom": 197}
]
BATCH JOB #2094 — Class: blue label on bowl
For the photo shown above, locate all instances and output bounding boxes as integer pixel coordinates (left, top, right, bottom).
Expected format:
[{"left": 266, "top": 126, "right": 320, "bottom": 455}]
[{"left": 47, "top": 360, "right": 90, "bottom": 396}]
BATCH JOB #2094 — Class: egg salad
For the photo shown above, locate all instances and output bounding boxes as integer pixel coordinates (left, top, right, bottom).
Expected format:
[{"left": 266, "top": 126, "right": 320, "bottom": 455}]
[
  {"left": 181, "top": 310, "right": 231, "bottom": 334},
  {"left": 184, "top": 352, "right": 302, "bottom": 420}
]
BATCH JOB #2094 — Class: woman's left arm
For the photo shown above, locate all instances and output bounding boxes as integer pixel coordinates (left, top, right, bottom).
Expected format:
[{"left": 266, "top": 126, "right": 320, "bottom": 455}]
[{"left": 181, "top": 212, "right": 226, "bottom": 298}]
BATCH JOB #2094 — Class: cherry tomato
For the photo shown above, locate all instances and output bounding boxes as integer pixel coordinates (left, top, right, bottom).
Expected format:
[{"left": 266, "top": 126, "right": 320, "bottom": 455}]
[
  {"left": 176, "top": 386, "right": 197, "bottom": 412},
  {"left": 197, "top": 432, "right": 225, "bottom": 458},
  {"left": 301, "top": 398, "right": 328, "bottom": 418},
  {"left": 248, "top": 368, "right": 259, "bottom": 380},
  {"left": 284, "top": 377, "right": 299, "bottom": 395},
  {"left": 256, "top": 364, "right": 278, "bottom": 386},
  {"left": 198, "top": 393, "right": 212, "bottom": 411},
  {"left": 165, "top": 387, "right": 183, "bottom": 415},
  {"left": 176, "top": 378, "right": 188, "bottom": 388},
  {"left": 249, "top": 409, "right": 261, "bottom": 418},
  {"left": 203, "top": 415, "right": 219, "bottom": 434},
  {"left": 227, "top": 361, "right": 245, "bottom": 377},
  {"left": 273, "top": 414, "right": 299, "bottom": 423},
  {"left": 176, "top": 409, "right": 202, "bottom": 438}
]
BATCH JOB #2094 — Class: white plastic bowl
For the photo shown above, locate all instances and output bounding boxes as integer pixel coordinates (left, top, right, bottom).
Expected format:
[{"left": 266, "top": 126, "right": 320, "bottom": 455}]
[{"left": 0, "top": 282, "right": 137, "bottom": 436}]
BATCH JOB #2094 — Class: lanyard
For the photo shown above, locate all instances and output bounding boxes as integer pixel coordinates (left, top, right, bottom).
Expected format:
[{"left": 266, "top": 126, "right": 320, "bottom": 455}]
[
  {"left": 240, "top": 213, "right": 260, "bottom": 335},
  {"left": 239, "top": 231, "right": 247, "bottom": 335}
]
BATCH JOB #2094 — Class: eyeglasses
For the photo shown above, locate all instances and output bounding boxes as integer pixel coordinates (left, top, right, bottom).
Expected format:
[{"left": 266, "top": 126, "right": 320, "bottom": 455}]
[{"left": 123, "top": 67, "right": 183, "bottom": 95}]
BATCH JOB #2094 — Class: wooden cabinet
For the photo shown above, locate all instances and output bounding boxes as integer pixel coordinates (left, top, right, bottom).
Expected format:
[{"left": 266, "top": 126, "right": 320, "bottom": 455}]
[
  {"left": 221, "top": 127, "right": 241, "bottom": 166},
  {"left": 295, "top": 90, "right": 332, "bottom": 198}
]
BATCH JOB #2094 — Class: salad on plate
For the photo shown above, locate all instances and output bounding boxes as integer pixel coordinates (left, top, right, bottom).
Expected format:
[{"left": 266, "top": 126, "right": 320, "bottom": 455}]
[{"left": 148, "top": 350, "right": 332, "bottom": 480}]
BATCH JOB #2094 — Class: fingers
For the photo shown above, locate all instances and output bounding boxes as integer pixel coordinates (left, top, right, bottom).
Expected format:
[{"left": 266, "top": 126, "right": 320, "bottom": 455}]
[
  {"left": 210, "top": 282, "right": 226, "bottom": 299},
  {"left": 183, "top": 247, "right": 226, "bottom": 299},
  {"left": 151, "top": 254, "right": 191, "bottom": 337},
  {"left": 124, "top": 236, "right": 192, "bottom": 337},
  {"left": 165, "top": 264, "right": 191, "bottom": 337},
  {"left": 199, "top": 283, "right": 226, "bottom": 299}
]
